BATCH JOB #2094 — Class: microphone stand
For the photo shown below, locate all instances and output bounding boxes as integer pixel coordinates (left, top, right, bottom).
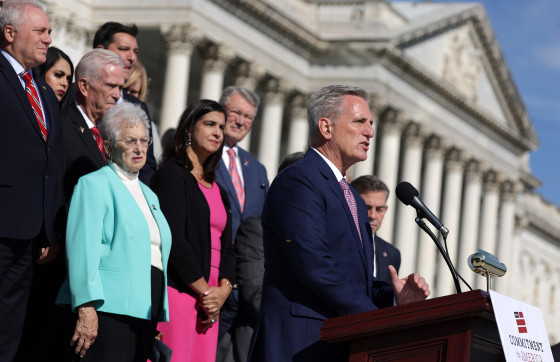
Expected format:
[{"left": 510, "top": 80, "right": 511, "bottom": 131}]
[{"left": 415, "top": 216, "right": 462, "bottom": 294}]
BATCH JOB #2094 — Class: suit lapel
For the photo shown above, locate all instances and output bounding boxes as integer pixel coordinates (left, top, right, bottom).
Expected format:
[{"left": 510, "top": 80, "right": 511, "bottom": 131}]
[
  {"left": 217, "top": 160, "right": 241, "bottom": 215},
  {"left": 69, "top": 105, "right": 106, "bottom": 166},
  {"left": 37, "top": 78, "right": 58, "bottom": 147},
  {"left": 308, "top": 151, "right": 369, "bottom": 269},
  {"left": 0, "top": 57, "right": 45, "bottom": 141},
  {"left": 238, "top": 148, "right": 253, "bottom": 207},
  {"left": 139, "top": 182, "right": 170, "bottom": 265}
]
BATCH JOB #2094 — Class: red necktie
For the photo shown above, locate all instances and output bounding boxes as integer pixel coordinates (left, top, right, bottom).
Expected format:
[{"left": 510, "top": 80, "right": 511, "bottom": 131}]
[
  {"left": 228, "top": 148, "right": 245, "bottom": 213},
  {"left": 20, "top": 71, "right": 47, "bottom": 142},
  {"left": 90, "top": 126, "right": 106, "bottom": 161},
  {"left": 340, "top": 178, "right": 363, "bottom": 247}
]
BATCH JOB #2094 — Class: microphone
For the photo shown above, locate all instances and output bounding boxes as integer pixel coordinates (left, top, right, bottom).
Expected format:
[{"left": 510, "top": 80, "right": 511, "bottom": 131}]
[{"left": 395, "top": 182, "right": 449, "bottom": 237}]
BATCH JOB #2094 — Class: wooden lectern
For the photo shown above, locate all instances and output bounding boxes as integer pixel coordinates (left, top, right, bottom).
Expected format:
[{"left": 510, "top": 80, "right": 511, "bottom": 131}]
[{"left": 320, "top": 290, "right": 505, "bottom": 361}]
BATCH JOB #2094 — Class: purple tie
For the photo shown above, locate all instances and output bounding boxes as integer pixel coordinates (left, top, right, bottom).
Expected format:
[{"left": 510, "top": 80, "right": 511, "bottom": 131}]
[{"left": 339, "top": 178, "right": 363, "bottom": 247}]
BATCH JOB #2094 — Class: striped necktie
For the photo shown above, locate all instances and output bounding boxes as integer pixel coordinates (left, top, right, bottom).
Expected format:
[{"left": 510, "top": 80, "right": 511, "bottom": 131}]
[
  {"left": 228, "top": 148, "right": 245, "bottom": 213},
  {"left": 340, "top": 178, "right": 363, "bottom": 248},
  {"left": 90, "top": 126, "right": 106, "bottom": 161},
  {"left": 20, "top": 71, "right": 47, "bottom": 141}
]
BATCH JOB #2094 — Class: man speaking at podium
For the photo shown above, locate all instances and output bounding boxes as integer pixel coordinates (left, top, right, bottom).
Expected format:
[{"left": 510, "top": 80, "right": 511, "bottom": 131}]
[{"left": 248, "top": 85, "right": 430, "bottom": 362}]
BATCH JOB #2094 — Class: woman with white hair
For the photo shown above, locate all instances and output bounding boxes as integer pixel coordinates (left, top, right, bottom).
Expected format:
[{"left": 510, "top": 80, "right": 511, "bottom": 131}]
[{"left": 56, "top": 102, "right": 172, "bottom": 361}]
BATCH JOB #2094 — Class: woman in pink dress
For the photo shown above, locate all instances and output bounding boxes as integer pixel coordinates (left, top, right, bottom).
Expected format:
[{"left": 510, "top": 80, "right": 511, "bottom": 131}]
[{"left": 152, "top": 99, "right": 235, "bottom": 361}]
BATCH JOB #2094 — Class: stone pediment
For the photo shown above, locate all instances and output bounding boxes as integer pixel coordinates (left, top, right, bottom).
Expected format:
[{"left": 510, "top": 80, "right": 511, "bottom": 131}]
[{"left": 390, "top": 2, "right": 538, "bottom": 152}]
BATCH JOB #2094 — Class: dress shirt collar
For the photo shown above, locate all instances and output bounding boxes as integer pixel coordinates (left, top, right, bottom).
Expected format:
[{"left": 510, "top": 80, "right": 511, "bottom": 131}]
[
  {"left": 311, "top": 147, "right": 344, "bottom": 182},
  {"left": 75, "top": 100, "right": 96, "bottom": 129},
  {"left": 222, "top": 144, "right": 239, "bottom": 168},
  {"left": 2, "top": 50, "right": 28, "bottom": 89}
]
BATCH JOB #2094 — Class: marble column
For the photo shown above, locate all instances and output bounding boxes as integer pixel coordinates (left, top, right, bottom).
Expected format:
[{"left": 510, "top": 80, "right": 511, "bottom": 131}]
[
  {"left": 232, "top": 62, "right": 266, "bottom": 151},
  {"left": 495, "top": 181, "right": 518, "bottom": 294},
  {"left": 375, "top": 108, "right": 404, "bottom": 243},
  {"left": 416, "top": 135, "right": 444, "bottom": 292},
  {"left": 539, "top": 264, "right": 552, "bottom": 312},
  {"left": 159, "top": 24, "right": 202, "bottom": 136},
  {"left": 475, "top": 171, "right": 500, "bottom": 290},
  {"left": 550, "top": 270, "right": 560, "bottom": 336},
  {"left": 532, "top": 262, "right": 546, "bottom": 308},
  {"left": 457, "top": 160, "right": 482, "bottom": 288},
  {"left": 512, "top": 219, "right": 530, "bottom": 301},
  {"left": 199, "top": 43, "right": 235, "bottom": 101},
  {"left": 286, "top": 94, "right": 309, "bottom": 154},
  {"left": 436, "top": 148, "right": 464, "bottom": 296},
  {"left": 393, "top": 122, "right": 423, "bottom": 275},
  {"left": 258, "top": 79, "right": 290, "bottom": 179}
]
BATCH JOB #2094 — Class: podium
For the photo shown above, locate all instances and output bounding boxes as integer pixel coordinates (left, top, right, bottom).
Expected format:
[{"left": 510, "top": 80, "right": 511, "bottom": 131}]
[{"left": 320, "top": 290, "right": 505, "bottom": 361}]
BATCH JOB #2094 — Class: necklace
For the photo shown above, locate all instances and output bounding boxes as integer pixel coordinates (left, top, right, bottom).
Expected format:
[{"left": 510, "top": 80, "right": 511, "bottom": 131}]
[{"left": 193, "top": 169, "right": 203, "bottom": 177}]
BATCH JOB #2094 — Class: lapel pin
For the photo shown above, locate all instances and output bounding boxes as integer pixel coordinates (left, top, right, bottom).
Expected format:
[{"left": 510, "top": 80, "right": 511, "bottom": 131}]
[
  {"left": 42, "top": 86, "right": 46, "bottom": 90},
  {"left": 80, "top": 127, "right": 84, "bottom": 133},
  {"left": 243, "top": 159, "right": 249, "bottom": 166},
  {"left": 152, "top": 204, "right": 157, "bottom": 210}
]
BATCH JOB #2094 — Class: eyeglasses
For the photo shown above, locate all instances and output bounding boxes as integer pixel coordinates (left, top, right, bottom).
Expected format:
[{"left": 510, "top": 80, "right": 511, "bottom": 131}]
[
  {"left": 227, "top": 108, "right": 255, "bottom": 123},
  {"left": 117, "top": 137, "right": 152, "bottom": 148}
]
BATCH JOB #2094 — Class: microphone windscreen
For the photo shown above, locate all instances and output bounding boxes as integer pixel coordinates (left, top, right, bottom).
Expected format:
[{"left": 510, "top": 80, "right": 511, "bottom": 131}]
[{"left": 396, "top": 182, "right": 419, "bottom": 206}]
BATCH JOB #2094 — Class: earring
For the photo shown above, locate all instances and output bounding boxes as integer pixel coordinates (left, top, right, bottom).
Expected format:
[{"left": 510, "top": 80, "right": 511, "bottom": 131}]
[{"left": 186, "top": 134, "right": 192, "bottom": 147}]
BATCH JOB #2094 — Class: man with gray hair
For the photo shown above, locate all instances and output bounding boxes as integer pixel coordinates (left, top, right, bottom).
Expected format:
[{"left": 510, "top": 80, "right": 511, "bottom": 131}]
[
  {"left": 0, "top": 1, "right": 62, "bottom": 359},
  {"left": 216, "top": 86, "right": 269, "bottom": 362},
  {"left": 248, "top": 85, "right": 430, "bottom": 362},
  {"left": 60, "top": 48, "right": 126, "bottom": 201}
]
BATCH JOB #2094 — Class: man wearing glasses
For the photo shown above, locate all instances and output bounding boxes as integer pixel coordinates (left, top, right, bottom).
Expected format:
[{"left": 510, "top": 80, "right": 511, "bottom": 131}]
[
  {"left": 216, "top": 86, "right": 269, "bottom": 362},
  {"left": 351, "top": 175, "right": 401, "bottom": 284}
]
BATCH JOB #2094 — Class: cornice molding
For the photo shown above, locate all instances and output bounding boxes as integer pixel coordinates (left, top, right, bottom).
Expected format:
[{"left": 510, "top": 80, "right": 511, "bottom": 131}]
[
  {"left": 375, "top": 44, "right": 535, "bottom": 154},
  {"left": 208, "top": 0, "right": 328, "bottom": 58}
]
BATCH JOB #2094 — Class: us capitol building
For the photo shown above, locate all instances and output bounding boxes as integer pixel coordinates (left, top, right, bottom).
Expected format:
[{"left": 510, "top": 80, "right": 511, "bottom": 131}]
[{"left": 44, "top": 0, "right": 559, "bottom": 343}]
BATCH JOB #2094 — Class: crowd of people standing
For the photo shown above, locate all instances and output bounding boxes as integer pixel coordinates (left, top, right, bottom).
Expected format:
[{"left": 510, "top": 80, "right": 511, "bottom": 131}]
[{"left": 0, "top": 1, "right": 430, "bottom": 362}]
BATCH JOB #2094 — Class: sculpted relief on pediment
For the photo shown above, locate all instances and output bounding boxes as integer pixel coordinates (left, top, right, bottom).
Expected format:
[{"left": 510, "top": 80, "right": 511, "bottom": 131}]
[{"left": 442, "top": 26, "right": 483, "bottom": 102}]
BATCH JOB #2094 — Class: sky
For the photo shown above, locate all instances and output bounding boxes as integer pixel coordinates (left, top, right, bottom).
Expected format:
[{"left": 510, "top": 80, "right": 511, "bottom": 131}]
[{"left": 405, "top": 0, "right": 560, "bottom": 207}]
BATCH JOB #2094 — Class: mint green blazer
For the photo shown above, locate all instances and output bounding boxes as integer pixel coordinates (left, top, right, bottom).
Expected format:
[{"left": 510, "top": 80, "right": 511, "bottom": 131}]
[{"left": 57, "top": 165, "right": 172, "bottom": 322}]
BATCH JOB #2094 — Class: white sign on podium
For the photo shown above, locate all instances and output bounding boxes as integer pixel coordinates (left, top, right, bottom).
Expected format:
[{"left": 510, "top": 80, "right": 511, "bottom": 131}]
[{"left": 490, "top": 290, "right": 554, "bottom": 361}]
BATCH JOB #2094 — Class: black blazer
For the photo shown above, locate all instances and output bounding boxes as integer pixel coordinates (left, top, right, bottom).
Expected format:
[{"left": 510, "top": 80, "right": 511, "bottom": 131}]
[
  {"left": 0, "top": 54, "right": 63, "bottom": 244},
  {"left": 151, "top": 159, "right": 235, "bottom": 296},
  {"left": 60, "top": 103, "right": 107, "bottom": 204}
]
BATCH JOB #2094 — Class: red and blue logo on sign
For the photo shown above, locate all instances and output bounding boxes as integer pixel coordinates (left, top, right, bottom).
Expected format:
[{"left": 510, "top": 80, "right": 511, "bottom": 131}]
[{"left": 514, "top": 311, "right": 527, "bottom": 333}]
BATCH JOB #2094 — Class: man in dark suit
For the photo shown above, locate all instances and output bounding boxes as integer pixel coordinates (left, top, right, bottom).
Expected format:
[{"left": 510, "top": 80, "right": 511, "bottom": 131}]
[
  {"left": 216, "top": 87, "right": 269, "bottom": 362},
  {"left": 248, "top": 85, "right": 430, "bottom": 362},
  {"left": 93, "top": 22, "right": 157, "bottom": 184},
  {"left": 61, "top": 49, "right": 125, "bottom": 202},
  {"left": 0, "top": 2, "right": 63, "bottom": 359},
  {"left": 351, "top": 175, "right": 401, "bottom": 284}
]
